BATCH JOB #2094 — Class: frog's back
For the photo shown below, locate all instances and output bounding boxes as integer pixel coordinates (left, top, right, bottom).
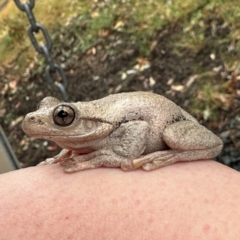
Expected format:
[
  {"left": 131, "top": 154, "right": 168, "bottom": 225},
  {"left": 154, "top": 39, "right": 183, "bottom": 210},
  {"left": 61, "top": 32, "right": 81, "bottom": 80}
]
[
  {"left": 76, "top": 91, "right": 195, "bottom": 126},
  {"left": 103, "top": 91, "right": 176, "bottom": 109},
  {"left": 98, "top": 91, "right": 184, "bottom": 124},
  {"left": 101, "top": 92, "right": 191, "bottom": 152}
]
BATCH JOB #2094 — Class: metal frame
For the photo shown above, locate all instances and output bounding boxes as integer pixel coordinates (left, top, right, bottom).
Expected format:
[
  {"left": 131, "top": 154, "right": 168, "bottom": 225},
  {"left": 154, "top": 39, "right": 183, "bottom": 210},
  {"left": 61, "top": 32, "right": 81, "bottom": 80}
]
[{"left": 0, "top": 126, "right": 20, "bottom": 173}]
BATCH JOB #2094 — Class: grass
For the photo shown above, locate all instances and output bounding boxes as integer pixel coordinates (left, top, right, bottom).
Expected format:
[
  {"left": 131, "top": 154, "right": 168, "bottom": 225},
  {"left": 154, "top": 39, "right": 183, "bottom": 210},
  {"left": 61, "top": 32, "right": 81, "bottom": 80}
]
[
  {"left": 0, "top": 0, "right": 83, "bottom": 67},
  {"left": 189, "top": 74, "right": 225, "bottom": 120},
  {"left": 1, "top": 0, "right": 239, "bottom": 63},
  {"left": 1, "top": 0, "right": 240, "bottom": 118}
]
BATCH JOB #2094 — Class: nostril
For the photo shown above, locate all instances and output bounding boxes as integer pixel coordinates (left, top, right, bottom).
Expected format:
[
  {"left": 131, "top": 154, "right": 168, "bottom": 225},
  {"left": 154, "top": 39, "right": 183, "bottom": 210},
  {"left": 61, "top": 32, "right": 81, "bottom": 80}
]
[{"left": 37, "top": 119, "right": 44, "bottom": 125}]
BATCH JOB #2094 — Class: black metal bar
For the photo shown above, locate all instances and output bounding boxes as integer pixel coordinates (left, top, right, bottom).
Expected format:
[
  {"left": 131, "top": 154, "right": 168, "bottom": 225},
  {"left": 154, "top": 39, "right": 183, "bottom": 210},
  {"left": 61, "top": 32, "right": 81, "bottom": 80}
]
[
  {"left": 0, "top": 126, "right": 20, "bottom": 173},
  {"left": 13, "top": 0, "right": 69, "bottom": 101}
]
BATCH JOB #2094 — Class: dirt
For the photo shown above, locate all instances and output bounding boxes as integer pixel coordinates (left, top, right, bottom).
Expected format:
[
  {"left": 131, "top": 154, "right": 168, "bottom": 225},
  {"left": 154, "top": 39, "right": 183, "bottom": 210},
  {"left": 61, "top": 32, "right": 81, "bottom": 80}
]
[{"left": 1, "top": 18, "right": 239, "bottom": 170}]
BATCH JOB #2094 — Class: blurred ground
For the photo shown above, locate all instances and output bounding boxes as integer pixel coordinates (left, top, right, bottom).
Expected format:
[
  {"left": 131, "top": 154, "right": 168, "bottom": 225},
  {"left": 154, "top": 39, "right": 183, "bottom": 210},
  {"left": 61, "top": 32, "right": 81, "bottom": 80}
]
[{"left": 0, "top": 1, "right": 239, "bottom": 170}]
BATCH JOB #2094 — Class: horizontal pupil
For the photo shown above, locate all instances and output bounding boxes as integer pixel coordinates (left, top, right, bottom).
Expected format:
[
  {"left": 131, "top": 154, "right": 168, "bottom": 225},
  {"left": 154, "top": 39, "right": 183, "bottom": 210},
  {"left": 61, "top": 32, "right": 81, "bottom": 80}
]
[{"left": 58, "top": 110, "right": 68, "bottom": 118}]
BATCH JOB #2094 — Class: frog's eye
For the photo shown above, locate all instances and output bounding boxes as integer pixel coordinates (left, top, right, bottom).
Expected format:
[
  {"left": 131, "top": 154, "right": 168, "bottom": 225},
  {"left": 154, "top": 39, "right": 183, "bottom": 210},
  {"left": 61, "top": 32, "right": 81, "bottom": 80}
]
[{"left": 53, "top": 105, "right": 75, "bottom": 126}]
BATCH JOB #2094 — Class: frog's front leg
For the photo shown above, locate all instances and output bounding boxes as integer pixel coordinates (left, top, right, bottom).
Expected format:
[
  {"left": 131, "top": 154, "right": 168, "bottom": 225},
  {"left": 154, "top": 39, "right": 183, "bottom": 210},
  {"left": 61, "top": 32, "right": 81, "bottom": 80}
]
[
  {"left": 60, "top": 121, "right": 151, "bottom": 173},
  {"left": 38, "top": 149, "right": 72, "bottom": 165},
  {"left": 132, "top": 121, "right": 223, "bottom": 171}
]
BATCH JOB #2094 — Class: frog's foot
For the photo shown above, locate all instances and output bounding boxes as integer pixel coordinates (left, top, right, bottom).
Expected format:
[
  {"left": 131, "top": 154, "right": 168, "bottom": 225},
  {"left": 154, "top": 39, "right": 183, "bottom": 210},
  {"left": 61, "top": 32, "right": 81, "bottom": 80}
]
[
  {"left": 141, "top": 150, "right": 180, "bottom": 171},
  {"left": 130, "top": 151, "right": 175, "bottom": 170},
  {"left": 59, "top": 151, "right": 105, "bottom": 167},
  {"left": 120, "top": 151, "right": 176, "bottom": 171},
  {"left": 63, "top": 159, "right": 103, "bottom": 173},
  {"left": 141, "top": 145, "right": 222, "bottom": 171},
  {"left": 59, "top": 150, "right": 124, "bottom": 173},
  {"left": 38, "top": 157, "right": 57, "bottom": 165},
  {"left": 120, "top": 158, "right": 149, "bottom": 171},
  {"left": 38, "top": 149, "right": 72, "bottom": 166}
]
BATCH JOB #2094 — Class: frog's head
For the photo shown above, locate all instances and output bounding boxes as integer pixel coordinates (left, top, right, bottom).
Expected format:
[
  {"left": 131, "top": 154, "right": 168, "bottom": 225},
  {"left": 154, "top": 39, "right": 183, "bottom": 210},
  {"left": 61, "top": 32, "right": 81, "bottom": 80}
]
[{"left": 22, "top": 97, "right": 115, "bottom": 144}]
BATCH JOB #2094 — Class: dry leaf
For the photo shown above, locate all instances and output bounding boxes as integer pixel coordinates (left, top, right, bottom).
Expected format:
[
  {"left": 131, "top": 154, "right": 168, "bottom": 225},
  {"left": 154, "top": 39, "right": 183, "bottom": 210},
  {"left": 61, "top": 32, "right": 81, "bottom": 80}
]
[
  {"left": 171, "top": 85, "right": 184, "bottom": 92},
  {"left": 1, "top": 84, "right": 8, "bottom": 95},
  {"left": 9, "top": 116, "right": 24, "bottom": 129},
  {"left": 167, "top": 78, "right": 174, "bottom": 85},
  {"left": 91, "top": 12, "right": 99, "bottom": 18},
  {"left": 114, "top": 21, "right": 124, "bottom": 29},
  {"left": 121, "top": 72, "right": 127, "bottom": 80},
  {"left": 149, "top": 77, "right": 156, "bottom": 86},
  {"left": 15, "top": 102, "right": 21, "bottom": 109},
  {"left": 136, "top": 58, "right": 149, "bottom": 66},
  {"left": 9, "top": 80, "right": 17, "bottom": 89},
  {"left": 186, "top": 74, "right": 198, "bottom": 88},
  {"left": 91, "top": 47, "right": 97, "bottom": 55},
  {"left": 115, "top": 84, "right": 122, "bottom": 92}
]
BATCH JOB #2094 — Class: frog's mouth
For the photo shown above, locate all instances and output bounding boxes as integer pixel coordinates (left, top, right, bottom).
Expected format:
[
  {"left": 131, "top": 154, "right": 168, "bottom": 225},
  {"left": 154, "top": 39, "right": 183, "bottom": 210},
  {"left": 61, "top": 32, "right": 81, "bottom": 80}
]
[
  {"left": 22, "top": 115, "right": 116, "bottom": 140},
  {"left": 23, "top": 123, "right": 115, "bottom": 144},
  {"left": 26, "top": 131, "right": 111, "bottom": 141}
]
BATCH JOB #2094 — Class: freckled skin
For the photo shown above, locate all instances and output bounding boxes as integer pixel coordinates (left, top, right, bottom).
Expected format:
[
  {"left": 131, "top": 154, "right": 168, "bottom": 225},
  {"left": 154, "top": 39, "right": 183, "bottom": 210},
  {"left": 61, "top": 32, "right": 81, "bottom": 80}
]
[{"left": 22, "top": 91, "right": 223, "bottom": 173}]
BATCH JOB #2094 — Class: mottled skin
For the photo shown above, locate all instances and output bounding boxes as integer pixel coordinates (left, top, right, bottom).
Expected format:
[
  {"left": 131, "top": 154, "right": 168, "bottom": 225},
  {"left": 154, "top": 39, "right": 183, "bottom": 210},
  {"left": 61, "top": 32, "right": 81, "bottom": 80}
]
[{"left": 22, "top": 92, "right": 223, "bottom": 172}]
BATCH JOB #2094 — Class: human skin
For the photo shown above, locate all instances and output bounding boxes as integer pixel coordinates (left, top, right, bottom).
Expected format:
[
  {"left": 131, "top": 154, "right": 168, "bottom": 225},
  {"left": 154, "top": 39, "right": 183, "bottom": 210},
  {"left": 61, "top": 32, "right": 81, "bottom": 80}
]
[{"left": 0, "top": 160, "right": 240, "bottom": 239}]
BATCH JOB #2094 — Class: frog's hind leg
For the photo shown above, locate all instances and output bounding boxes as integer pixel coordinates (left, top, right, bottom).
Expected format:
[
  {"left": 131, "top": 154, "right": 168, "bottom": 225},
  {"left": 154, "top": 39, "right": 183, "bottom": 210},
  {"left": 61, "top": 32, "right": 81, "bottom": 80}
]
[
  {"left": 121, "top": 151, "right": 174, "bottom": 171},
  {"left": 139, "top": 120, "right": 223, "bottom": 171},
  {"left": 128, "top": 150, "right": 177, "bottom": 170},
  {"left": 130, "top": 144, "right": 222, "bottom": 171},
  {"left": 141, "top": 145, "right": 222, "bottom": 171}
]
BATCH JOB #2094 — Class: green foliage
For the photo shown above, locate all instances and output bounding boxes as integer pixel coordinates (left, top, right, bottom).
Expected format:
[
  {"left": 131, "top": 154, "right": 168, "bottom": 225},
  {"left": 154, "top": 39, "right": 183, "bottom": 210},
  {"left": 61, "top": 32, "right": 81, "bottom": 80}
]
[
  {"left": 91, "top": 9, "right": 114, "bottom": 32},
  {"left": 1, "top": 0, "right": 240, "bottom": 61},
  {"left": 189, "top": 74, "right": 226, "bottom": 120},
  {"left": 1, "top": 0, "right": 240, "bottom": 97},
  {"left": 4, "top": 14, "right": 26, "bottom": 42},
  {"left": 4, "top": 112, "right": 16, "bottom": 125}
]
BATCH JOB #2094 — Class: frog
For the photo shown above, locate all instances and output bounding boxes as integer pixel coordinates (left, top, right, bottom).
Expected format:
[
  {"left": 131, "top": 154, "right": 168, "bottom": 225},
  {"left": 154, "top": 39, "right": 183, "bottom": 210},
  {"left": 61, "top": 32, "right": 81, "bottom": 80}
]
[{"left": 22, "top": 91, "right": 223, "bottom": 173}]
